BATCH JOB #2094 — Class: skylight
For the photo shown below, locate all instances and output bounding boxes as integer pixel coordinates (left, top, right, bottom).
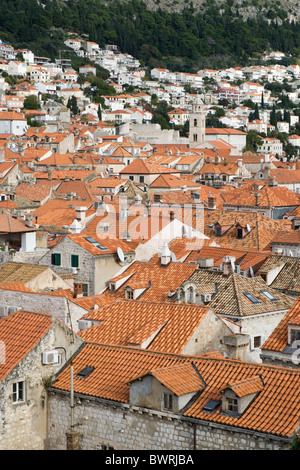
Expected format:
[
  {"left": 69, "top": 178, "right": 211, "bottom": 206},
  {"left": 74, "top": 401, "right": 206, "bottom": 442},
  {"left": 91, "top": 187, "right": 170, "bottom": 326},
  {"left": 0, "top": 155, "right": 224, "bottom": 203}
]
[
  {"left": 243, "top": 292, "right": 260, "bottom": 304},
  {"left": 261, "top": 290, "right": 278, "bottom": 301},
  {"left": 201, "top": 400, "right": 221, "bottom": 413},
  {"left": 84, "top": 237, "right": 108, "bottom": 251},
  {"left": 77, "top": 366, "right": 94, "bottom": 379}
]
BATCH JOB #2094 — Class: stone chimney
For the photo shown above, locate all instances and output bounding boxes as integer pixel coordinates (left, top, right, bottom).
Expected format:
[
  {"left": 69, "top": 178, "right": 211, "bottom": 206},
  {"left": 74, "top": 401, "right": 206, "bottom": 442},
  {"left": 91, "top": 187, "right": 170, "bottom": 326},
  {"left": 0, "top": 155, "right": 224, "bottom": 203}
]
[
  {"left": 76, "top": 206, "right": 87, "bottom": 222},
  {"left": 222, "top": 256, "right": 235, "bottom": 277},
  {"left": 25, "top": 214, "right": 34, "bottom": 228},
  {"left": 47, "top": 169, "right": 52, "bottom": 181},
  {"left": 207, "top": 196, "right": 216, "bottom": 210},
  {"left": 0, "top": 147, "right": 5, "bottom": 162},
  {"left": 223, "top": 334, "right": 250, "bottom": 361},
  {"left": 197, "top": 258, "right": 214, "bottom": 269},
  {"left": 73, "top": 282, "right": 83, "bottom": 298},
  {"left": 255, "top": 192, "right": 260, "bottom": 206}
]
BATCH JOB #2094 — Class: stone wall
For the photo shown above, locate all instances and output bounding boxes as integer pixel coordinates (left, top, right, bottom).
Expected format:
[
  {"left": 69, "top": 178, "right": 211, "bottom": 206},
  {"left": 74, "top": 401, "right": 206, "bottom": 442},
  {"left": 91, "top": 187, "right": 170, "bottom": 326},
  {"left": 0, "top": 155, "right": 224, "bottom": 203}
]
[
  {"left": 0, "top": 323, "right": 83, "bottom": 450},
  {"left": 48, "top": 391, "right": 290, "bottom": 451},
  {"left": 0, "top": 289, "right": 86, "bottom": 332}
]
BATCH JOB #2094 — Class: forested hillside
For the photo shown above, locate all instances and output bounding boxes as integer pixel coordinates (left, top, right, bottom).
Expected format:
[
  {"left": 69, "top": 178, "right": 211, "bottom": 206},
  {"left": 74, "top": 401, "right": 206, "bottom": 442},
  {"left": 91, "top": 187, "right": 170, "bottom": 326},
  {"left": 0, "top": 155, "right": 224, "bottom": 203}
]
[{"left": 0, "top": 0, "right": 300, "bottom": 70}]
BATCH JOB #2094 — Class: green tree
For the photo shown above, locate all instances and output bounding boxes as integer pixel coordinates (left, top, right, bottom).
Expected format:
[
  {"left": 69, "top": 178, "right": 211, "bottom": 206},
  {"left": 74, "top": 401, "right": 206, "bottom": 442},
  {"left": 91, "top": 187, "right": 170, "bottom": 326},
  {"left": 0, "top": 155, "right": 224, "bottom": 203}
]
[
  {"left": 245, "top": 130, "right": 263, "bottom": 152},
  {"left": 67, "top": 96, "right": 79, "bottom": 116},
  {"left": 23, "top": 95, "right": 41, "bottom": 110}
]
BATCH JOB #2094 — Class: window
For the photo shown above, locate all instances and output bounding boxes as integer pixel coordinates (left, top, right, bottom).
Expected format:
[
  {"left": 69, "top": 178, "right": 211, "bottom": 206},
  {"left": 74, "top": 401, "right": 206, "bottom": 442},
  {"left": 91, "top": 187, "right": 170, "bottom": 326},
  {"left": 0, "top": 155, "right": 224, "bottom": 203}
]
[
  {"left": 237, "top": 228, "right": 243, "bottom": 239},
  {"left": 126, "top": 290, "right": 134, "bottom": 299},
  {"left": 139, "top": 176, "right": 144, "bottom": 183},
  {"left": 129, "top": 175, "right": 134, "bottom": 181},
  {"left": 253, "top": 336, "right": 261, "bottom": 348},
  {"left": 71, "top": 254, "right": 79, "bottom": 268},
  {"left": 51, "top": 253, "right": 61, "bottom": 266},
  {"left": 261, "top": 290, "right": 277, "bottom": 301},
  {"left": 82, "top": 284, "right": 88, "bottom": 297},
  {"left": 193, "top": 134, "right": 198, "bottom": 142},
  {"left": 163, "top": 393, "right": 173, "bottom": 411},
  {"left": 194, "top": 119, "right": 197, "bottom": 127},
  {"left": 225, "top": 397, "right": 238, "bottom": 413},
  {"left": 290, "top": 328, "right": 300, "bottom": 344},
  {"left": 243, "top": 292, "right": 260, "bottom": 304},
  {"left": 13, "top": 381, "right": 25, "bottom": 403},
  {"left": 215, "top": 226, "right": 221, "bottom": 237}
]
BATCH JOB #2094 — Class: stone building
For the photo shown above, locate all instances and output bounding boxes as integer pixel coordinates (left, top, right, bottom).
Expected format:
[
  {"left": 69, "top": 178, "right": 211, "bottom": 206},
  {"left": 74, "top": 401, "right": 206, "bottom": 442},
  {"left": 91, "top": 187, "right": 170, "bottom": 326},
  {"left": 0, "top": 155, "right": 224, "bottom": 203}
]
[
  {"left": 0, "top": 310, "right": 84, "bottom": 450},
  {"left": 38, "top": 233, "right": 135, "bottom": 295},
  {"left": 260, "top": 298, "right": 300, "bottom": 369},
  {"left": 47, "top": 342, "right": 300, "bottom": 450},
  {"left": 170, "top": 260, "right": 295, "bottom": 362}
]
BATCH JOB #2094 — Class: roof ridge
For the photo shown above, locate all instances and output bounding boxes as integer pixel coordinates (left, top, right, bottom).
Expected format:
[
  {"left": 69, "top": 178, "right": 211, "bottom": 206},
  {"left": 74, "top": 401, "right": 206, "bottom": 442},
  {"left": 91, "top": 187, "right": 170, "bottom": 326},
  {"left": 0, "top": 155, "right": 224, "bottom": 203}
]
[{"left": 73, "top": 341, "right": 300, "bottom": 374}]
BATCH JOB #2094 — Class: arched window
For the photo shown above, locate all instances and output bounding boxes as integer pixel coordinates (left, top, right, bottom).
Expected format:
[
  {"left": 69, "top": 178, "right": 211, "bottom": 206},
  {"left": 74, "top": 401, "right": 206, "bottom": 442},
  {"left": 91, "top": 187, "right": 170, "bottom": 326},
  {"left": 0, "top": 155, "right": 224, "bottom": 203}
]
[
  {"left": 194, "top": 119, "right": 197, "bottom": 127},
  {"left": 187, "top": 286, "right": 194, "bottom": 303}
]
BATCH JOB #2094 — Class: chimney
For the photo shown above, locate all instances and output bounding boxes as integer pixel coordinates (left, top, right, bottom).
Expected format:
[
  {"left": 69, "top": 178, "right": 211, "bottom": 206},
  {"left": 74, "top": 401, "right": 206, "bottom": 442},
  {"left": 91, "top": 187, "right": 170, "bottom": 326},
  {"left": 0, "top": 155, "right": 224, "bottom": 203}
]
[
  {"left": 161, "top": 243, "right": 171, "bottom": 266},
  {"left": 154, "top": 193, "right": 162, "bottom": 203},
  {"left": 222, "top": 256, "right": 235, "bottom": 277},
  {"left": 67, "top": 192, "right": 74, "bottom": 201},
  {"left": 47, "top": 169, "right": 52, "bottom": 181},
  {"left": 255, "top": 192, "right": 260, "bottom": 206},
  {"left": 0, "top": 147, "right": 5, "bottom": 162},
  {"left": 207, "top": 196, "right": 216, "bottom": 210},
  {"left": 223, "top": 334, "right": 250, "bottom": 361},
  {"left": 73, "top": 282, "right": 83, "bottom": 298},
  {"left": 25, "top": 214, "right": 34, "bottom": 228},
  {"left": 76, "top": 206, "right": 87, "bottom": 222},
  {"left": 197, "top": 258, "right": 214, "bottom": 269}
]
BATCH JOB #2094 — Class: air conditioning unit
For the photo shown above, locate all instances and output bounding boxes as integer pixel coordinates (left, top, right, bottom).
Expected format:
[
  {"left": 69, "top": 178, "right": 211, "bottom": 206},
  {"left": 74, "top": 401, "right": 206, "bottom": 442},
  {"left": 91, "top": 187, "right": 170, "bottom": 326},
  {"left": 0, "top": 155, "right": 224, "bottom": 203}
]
[
  {"left": 78, "top": 319, "right": 93, "bottom": 330},
  {"left": 42, "top": 350, "right": 60, "bottom": 365}
]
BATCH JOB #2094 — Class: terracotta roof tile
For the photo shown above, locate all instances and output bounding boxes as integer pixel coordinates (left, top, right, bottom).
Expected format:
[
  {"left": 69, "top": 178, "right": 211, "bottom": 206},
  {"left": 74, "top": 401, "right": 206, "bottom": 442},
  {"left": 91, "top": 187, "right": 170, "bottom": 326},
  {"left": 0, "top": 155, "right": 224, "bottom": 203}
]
[
  {"left": 79, "top": 300, "right": 210, "bottom": 354},
  {"left": 130, "top": 363, "right": 205, "bottom": 396},
  {"left": 0, "top": 311, "right": 53, "bottom": 381}
]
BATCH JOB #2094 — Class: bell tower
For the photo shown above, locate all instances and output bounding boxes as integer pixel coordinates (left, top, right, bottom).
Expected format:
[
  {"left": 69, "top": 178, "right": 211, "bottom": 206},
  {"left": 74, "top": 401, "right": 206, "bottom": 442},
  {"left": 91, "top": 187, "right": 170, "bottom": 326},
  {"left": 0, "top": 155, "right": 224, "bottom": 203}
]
[{"left": 189, "top": 95, "right": 206, "bottom": 148}]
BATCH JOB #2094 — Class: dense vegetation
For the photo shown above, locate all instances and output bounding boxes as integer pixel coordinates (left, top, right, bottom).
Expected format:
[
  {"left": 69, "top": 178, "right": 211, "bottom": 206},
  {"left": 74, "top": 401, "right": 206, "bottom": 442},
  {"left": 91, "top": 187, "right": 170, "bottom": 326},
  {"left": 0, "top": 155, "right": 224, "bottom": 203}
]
[{"left": 0, "top": 0, "right": 300, "bottom": 70}]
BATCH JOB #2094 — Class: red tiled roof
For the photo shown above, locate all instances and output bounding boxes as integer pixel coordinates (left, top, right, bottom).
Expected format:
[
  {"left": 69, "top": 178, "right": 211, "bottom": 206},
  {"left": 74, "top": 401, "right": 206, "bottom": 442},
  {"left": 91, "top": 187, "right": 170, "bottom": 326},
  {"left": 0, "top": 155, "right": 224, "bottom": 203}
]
[
  {"left": 51, "top": 342, "right": 300, "bottom": 438},
  {"left": 0, "top": 311, "right": 53, "bottom": 381}
]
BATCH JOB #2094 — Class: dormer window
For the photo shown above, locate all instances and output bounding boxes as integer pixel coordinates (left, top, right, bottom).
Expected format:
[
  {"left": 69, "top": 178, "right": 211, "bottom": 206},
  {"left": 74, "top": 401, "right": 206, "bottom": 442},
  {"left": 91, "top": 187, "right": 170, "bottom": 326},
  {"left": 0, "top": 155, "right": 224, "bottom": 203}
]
[
  {"left": 288, "top": 324, "right": 300, "bottom": 346},
  {"left": 225, "top": 397, "right": 238, "bottom": 413},
  {"left": 237, "top": 227, "right": 243, "bottom": 239},
  {"left": 109, "top": 282, "right": 116, "bottom": 292},
  {"left": 126, "top": 289, "right": 134, "bottom": 299},
  {"left": 163, "top": 393, "right": 173, "bottom": 411},
  {"left": 221, "top": 375, "right": 264, "bottom": 417}
]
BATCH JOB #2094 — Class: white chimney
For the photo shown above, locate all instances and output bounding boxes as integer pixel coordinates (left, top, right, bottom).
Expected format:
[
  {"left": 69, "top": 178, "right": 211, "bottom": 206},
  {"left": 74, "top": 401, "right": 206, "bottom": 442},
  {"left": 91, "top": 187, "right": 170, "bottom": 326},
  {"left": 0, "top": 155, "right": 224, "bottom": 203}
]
[
  {"left": 76, "top": 206, "right": 87, "bottom": 222},
  {"left": 161, "top": 243, "right": 171, "bottom": 266}
]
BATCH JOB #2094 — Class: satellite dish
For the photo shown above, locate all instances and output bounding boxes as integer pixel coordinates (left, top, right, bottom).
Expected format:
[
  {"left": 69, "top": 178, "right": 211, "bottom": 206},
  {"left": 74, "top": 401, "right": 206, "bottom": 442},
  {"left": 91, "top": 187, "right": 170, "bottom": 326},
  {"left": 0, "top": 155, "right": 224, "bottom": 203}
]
[
  {"left": 249, "top": 267, "right": 254, "bottom": 277},
  {"left": 230, "top": 259, "right": 235, "bottom": 271},
  {"left": 171, "top": 252, "right": 177, "bottom": 262},
  {"left": 246, "top": 224, "right": 251, "bottom": 232},
  {"left": 117, "top": 247, "right": 125, "bottom": 262}
]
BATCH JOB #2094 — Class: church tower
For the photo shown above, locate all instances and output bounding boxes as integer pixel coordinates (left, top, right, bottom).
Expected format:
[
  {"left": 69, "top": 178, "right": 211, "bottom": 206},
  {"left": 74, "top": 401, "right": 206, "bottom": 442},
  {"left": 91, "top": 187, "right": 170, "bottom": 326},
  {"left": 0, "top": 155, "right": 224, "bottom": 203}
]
[{"left": 189, "top": 95, "right": 206, "bottom": 148}]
